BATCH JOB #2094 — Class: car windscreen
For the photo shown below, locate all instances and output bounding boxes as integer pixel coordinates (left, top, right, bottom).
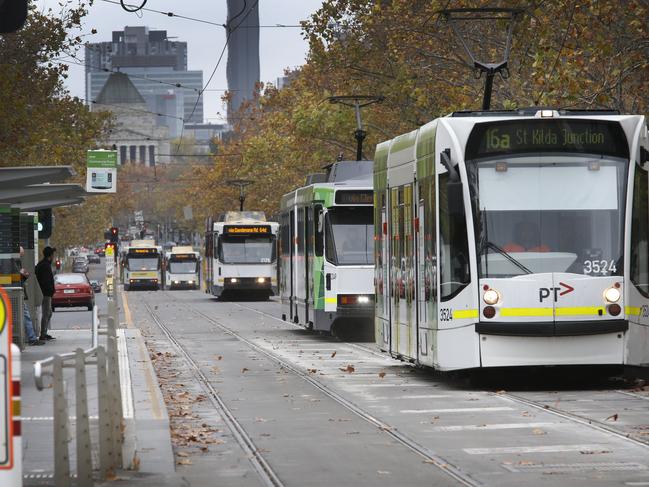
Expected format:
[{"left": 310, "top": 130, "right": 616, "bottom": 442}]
[{"left": 55, "top": 274, "right": 87, "bottom": 284}]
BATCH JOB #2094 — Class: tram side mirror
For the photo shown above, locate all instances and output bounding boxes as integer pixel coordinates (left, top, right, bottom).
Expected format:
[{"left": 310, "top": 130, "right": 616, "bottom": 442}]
[
  {"left": 440, "top": 149, "right": 464, "bottom": 215},
  {"left": 440, "top": 149, "right": 460, "bottom": 183},
  {"left": 640, "top": 147, "right": 649, "bottom": 167}
]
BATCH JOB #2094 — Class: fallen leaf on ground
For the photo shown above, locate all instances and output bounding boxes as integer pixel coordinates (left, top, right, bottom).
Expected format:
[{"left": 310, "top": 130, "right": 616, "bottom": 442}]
[
  {"left": 605, "top": 413, "right": 619, "bottom": 421},
  {"left": 340, "top": 364, "right": 355, "bottom": 373},
  {"left": 176, "top": 451, "right": 189, "bottom": 457},
  {"left": 308, "top": 368, "right": 317, "bottom": 374},
  {"left": 177, "top": 459, "right": 192, "bottom": 465},
  {"left": 532, "top": 428, "right": 546, "bottom": 435},
  {"left": 331, "top": 351, "right": 337, "bottom": 358},
  {"left": 241, "top": 367, "right": 249, "bottom": 373},
  {"left": 378, "top": 371, "right": 386, "bottom": 378}
]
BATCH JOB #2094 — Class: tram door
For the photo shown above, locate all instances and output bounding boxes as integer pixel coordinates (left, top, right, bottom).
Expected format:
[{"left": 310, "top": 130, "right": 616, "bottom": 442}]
[
  {"left": 379, "top": 198, "right": 390, "bottom": 350},
  {"left": 403, "top": 184, "right": 416, "bottom": 359},
  {"left": 290, "top": 209, "right": 296, "bottom": 322}
]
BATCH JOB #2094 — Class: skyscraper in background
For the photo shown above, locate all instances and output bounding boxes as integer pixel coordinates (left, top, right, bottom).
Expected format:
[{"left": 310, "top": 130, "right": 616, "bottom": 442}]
[
  {"left": 85, "top": 26, "right": 203, "bottom": 137},
  {"left": 226, "top": 0, "right": 260, "bottom": 122}
]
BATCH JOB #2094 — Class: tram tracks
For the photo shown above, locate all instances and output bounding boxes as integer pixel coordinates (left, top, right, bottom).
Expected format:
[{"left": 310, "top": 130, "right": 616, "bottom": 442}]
[
  {"left": 142, "top": 302, "right": 285, "bottom": 487},
  {"left": 169, "top": 298, "right": 480, "bottom": 487},
  {"left": 231, "top": 301, "right": 649, "bottom": 452}
]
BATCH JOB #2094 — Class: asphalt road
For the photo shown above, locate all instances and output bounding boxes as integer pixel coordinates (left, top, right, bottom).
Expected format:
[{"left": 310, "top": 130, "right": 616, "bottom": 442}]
[{"left": 126, "top": 288, "right": 649, "bottom": 487}]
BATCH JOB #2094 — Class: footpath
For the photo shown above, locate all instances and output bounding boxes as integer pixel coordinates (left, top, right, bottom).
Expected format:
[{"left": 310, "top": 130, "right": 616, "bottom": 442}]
[{"left": 20, "top": 291, "right": 183, "bottom": 486}]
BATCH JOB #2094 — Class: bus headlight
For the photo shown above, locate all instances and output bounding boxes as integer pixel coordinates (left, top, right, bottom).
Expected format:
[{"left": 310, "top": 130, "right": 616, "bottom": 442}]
[
  {"left": 604, "top": 287, "right": 621, "bottom": 303},
  {"left": 483, "top": 289, "right": 500, "bottom": 305},
  {"left": 257, "top": 277, "right": 266, "bottom": 283}
]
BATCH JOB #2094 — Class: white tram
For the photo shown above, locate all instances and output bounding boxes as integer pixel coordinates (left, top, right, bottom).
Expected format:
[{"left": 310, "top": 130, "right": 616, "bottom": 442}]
[
  {"left": 122, "top": 240, "right": 162, "bottom": 291},
  {"left": 280, "top": 161, "right": 375, "bottom": 333},
  {"left": 164, "top": 246, "right": 200, "bottom": 290},
  {"left": 204, "top": 211, "right": 278, "bottom": 298},
  {"left": 375, "top": 109, "right": 649, "bottom": 370}
]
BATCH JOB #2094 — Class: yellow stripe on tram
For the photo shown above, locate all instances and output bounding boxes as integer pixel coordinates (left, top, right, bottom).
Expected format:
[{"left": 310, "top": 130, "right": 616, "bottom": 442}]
[
  {"left": 452, "top": 309, "right": 479, "bottom": 319},
  {"left": 500, "top": 307, "right": 553, "bottom": 317},
  {"left": 626, "top": 306, "right": 641, "bottom": 316},
  {"left": 325, "top": 297, "right": 337, "bottom": 304},
  {"left": 555, "top": 306, "right": 604, "bottom": 317}
]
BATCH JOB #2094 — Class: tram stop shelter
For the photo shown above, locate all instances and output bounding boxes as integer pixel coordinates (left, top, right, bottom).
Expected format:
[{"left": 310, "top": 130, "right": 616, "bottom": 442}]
[{"left": 0, "top": 165, "right": 85, "bottom": 348}]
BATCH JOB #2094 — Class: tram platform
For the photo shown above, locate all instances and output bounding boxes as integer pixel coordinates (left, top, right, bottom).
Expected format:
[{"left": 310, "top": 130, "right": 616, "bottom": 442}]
[{"left": 19, "top": 310, "right": 182, "bottom": 486}]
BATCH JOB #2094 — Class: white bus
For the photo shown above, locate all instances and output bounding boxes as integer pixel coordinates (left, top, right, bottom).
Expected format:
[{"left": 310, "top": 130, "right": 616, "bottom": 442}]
[
  {"left": 204, "top": 212, "right": 278, "bottom": 298},
  {"left": 122, "top": 240, "right": 162, "bottom": 291},
  {"left": 279, "top": 161, "right": 374, "bottom": 334},
  {"left": 375, "top": 109, "right": 649, "bottom": 370},
  {"left": 164, "top": 246, "right": 200, "bottom": 290}
]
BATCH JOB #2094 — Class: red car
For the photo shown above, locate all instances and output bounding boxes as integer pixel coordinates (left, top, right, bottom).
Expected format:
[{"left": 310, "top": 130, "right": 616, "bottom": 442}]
[{"left": 52, "top": 273, "right": 95, "bottom": 311}]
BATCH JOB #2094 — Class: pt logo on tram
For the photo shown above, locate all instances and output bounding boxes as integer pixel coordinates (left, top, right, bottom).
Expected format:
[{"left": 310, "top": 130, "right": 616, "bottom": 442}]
[{"left": 538, "top": 282, "right": 575, "bottom": 302}]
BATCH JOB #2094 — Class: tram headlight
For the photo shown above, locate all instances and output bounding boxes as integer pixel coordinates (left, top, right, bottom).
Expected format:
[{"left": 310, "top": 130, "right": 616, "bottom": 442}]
[
  {"left": 230, "top": 278, "right": 238, "bottom": 283},
  {"left": 483, "top": 289, "right": 500, "bottom": 305},
  {"left": 357, "top": 296, "right": 370, "bottom": 304},
  {"left": 257, "top": 277, "right": 266, "bottom": 283},
  {"left": 604, "top": 287, "right": 621, "bottom": 303}
]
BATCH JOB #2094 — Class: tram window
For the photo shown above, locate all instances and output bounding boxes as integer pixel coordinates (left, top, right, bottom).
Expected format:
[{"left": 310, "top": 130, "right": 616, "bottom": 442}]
[
  {"left": 324, "top": 207, "right": 373, "bottom": 265},
  {"left": 280, "top": 213, "right": 290, "bottom": 257},
  {"left": 127, "top": 256, "right": 159, "bottom": 271},
  {"left": 314, "top": 205, "right": 323, "bottom": 257},
  {"left": 297, "top": 208, "right": 305, "bottom": 258},
  {"left": 631, "top": 165, "right": 649, "bottom": 296},
  {"left": 218, "top": 236, "right": 276, "bottom": 264},
  {"left": 439, "top": 172, "right": 470, "bottom": 301}
]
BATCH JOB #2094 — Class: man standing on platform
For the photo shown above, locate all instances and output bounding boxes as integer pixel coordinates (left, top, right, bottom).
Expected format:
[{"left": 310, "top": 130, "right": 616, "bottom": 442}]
[{"left": 35, "top": 246, "right": 56, "bottom": 341}]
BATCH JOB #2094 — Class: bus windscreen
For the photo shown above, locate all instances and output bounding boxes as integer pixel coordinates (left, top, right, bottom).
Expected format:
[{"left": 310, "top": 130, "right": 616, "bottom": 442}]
[{"left": 466, "top": 119, "right": 629, "bottom": 160}]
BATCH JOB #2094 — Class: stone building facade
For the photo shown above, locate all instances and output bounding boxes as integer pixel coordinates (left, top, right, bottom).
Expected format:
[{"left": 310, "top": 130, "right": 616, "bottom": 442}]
[{"left": 93, "top": 72, "right": 171, "bottom": 166}]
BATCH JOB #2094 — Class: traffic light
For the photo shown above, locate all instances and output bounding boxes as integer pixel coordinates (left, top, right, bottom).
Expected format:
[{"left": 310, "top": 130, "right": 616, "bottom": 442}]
[
  {"left": 109, "top": 227, "right": 119, "bottom": 243},
  {"left": 37, "top": 209, "right": 52, "bottom": 239},
  {"left": 0, "top": 0, "right": 28, "bottom": 33}
]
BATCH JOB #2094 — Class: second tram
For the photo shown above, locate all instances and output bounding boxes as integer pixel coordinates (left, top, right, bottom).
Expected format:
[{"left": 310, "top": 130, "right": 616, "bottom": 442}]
[
  {"left": 280, "top": 161, "right": 375, "bottom": 333},
  {"left": 374, "top": 108, "right": 649, "bottom": 370},
  {"left": 204, "top": 212, "right": 279, "bottom": 298},
  {"left": 164, "top": 246, "right": 200, "bottom": 290},
  {"left": 122, "top": 240, "right": 162, "bottom": 291}
]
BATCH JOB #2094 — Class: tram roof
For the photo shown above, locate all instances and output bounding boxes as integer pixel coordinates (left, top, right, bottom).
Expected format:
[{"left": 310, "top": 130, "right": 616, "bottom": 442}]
[{"left": 449, "top": 107, "right": 621, "bottom": 117}]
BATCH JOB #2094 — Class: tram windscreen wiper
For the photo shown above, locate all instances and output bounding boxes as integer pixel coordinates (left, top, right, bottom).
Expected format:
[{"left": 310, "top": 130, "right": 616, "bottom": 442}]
[{"left": 481, "top": 241, "right": 533, "bottom": 275}]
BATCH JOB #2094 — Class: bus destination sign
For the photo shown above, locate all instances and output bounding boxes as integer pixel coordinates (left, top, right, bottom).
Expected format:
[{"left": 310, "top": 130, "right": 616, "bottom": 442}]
[
  {"left": 224, "top": 225, "right": 271, "bottom": 236},
  {"left": 466, "top": 119, "right": 629, "bottom": 160},
  {"left": 335, "top": 190, "right": 374, "bottom": 205}
]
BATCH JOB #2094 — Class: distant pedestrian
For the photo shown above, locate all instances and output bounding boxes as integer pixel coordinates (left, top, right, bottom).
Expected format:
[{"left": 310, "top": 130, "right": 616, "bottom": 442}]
[
  {"left": 14, "top": 246, "right": 44, "bottom": 346},
  {"left": 35, "top": 246, "right": 57, "bottom": 341}
]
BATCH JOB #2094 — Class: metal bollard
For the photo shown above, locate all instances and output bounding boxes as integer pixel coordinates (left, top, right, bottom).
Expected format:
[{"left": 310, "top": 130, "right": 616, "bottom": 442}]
[
  {"left": 52, "top": 356, "right": 70, "bottom": 487},
  {"left": 96, "top": 347, "right": 114, "bottom": 478},
  {"left": 75, "top": 349, "right": 93, "bottom": 486}
]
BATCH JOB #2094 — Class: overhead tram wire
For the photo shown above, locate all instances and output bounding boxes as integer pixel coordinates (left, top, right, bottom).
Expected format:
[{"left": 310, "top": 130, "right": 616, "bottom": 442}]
[
  {"left": 102, "top": 0, "right": 300, "bottom": 29},
  {"left": 174, "top": 0, "right": 260, "bottom": 156}
]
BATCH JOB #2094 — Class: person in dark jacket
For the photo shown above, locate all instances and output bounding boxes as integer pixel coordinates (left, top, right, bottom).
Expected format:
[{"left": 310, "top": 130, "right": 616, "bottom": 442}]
[
  {"left": 35, "top": 246, "right": 56, "bottom": 340},
  {"left": 14, "top": 246, "right": 44, "bottom": 345}
]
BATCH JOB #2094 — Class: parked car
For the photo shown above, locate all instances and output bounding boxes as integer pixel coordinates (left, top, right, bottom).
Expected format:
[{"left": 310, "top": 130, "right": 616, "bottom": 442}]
[
  {"left": 90, "top": 280, "right": 102, "bottom": 293},
  {"left": 53, "top": 273, "right": 94, "bottom": 311},
  {"left": 95, "top": 247, "right": 105, "bottom": 257},
  {"left": 87, "top": 253, "right": 100, "bottom": 264}
]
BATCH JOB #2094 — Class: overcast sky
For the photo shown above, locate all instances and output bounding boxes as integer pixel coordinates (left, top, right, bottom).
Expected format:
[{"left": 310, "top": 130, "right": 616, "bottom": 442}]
[{"left": 37, "top": 0, "right": 324, "bottom": 123}]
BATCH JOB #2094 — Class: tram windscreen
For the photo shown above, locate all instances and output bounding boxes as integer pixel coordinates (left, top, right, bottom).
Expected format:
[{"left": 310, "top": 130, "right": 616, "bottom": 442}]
[
  {"left": 168, "top": 259, "right": 197, "bottom": 273},
  {"left": 325, "top": 206, "right": 373, "bottom": 265},
  {"left": 467, "top": 155, "right": 627, "bottom": 277},
  {"left": 127, "top": 255, "right": 159, "bottom": 271},
  {"left": 218, "top": 236, "right": 276, "bottom": 264}
]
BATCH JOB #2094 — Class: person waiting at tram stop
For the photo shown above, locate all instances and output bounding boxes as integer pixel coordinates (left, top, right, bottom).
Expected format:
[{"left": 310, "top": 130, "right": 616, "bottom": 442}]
[
  {"left": 35, "top": 245, "right": 57, "bottom": 341},
  {"left": 14, "top": 246, "right": 45, "bottom": 346},
  {"left": 503, "top": 221, "right": 551, "bottom": 253}
]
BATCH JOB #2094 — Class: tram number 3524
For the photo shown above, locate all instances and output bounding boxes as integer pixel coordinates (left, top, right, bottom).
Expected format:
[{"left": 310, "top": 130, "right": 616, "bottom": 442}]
[{"left": 440, "top": 308, "right": 453, "bottom": 322}]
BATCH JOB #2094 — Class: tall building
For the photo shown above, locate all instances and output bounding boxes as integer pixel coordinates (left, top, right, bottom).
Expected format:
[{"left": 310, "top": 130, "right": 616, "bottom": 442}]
[
  {"left": 85, "top": 26, "right": 204, "bottom": 134},
  {"left": 226, "top": 0, "right": 260, "bottom": 121}
]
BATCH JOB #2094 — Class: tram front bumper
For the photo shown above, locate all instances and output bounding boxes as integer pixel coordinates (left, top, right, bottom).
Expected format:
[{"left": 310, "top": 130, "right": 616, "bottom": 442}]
[{"left": 223, "top": 277, "right": 273, "bottom": 291}]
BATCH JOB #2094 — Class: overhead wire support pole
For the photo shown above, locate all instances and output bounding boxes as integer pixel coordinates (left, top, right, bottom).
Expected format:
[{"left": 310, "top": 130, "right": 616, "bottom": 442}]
[
  {"left": 327, "top": 95, "right": 384, "bottom": 161},
  {"left": 439, "top": 8, "right": 523, "bottom": 111}
]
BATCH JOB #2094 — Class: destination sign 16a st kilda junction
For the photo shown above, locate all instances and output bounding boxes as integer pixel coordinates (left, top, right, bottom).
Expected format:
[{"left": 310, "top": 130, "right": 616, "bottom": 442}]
[{"left": 466, "top": 120, "right": 630, "bottom": 160}]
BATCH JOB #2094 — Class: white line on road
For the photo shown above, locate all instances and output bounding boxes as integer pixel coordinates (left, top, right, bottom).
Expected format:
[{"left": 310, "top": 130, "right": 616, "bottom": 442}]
[
  {"left": 369, "top": 395, "right": 453, "bottom": 400},
  {"left": 401, "top": 407, "right": 514, "bottom": 414},
  {"left": 431, "top": 422, "right": 557, "bottom": 432},
  {"left": 464, "top": 444, "right": 608, "bottom": 455}
]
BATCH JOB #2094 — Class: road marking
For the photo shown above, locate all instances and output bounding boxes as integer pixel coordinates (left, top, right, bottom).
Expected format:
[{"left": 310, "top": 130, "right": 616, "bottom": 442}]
[
  {"left": 370, "top": 395, "right": 452, "bottom": 400},
  {"left": 121, "top": 289, "right": 133, "bottom": 328},
  {"left": 137, "top": 333, "right": 163, "bottom": 420},
  {"left": 117, "top": 329, "right": 134, "bottom": 419},
  {"left": 401, "top": 407, "right": 514, "bottom": 414},
  {"left": 431, "top": 422, "right": 557, "bottom": 432},
  {"left": 351, "top": 383, "right": 432, "bottom": 388},
  {"left": 22, "top": 416, "right": 99, "bottom": 421},
  {"left": 464, "top": 444, "right": 607, "bottom": 455}
]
